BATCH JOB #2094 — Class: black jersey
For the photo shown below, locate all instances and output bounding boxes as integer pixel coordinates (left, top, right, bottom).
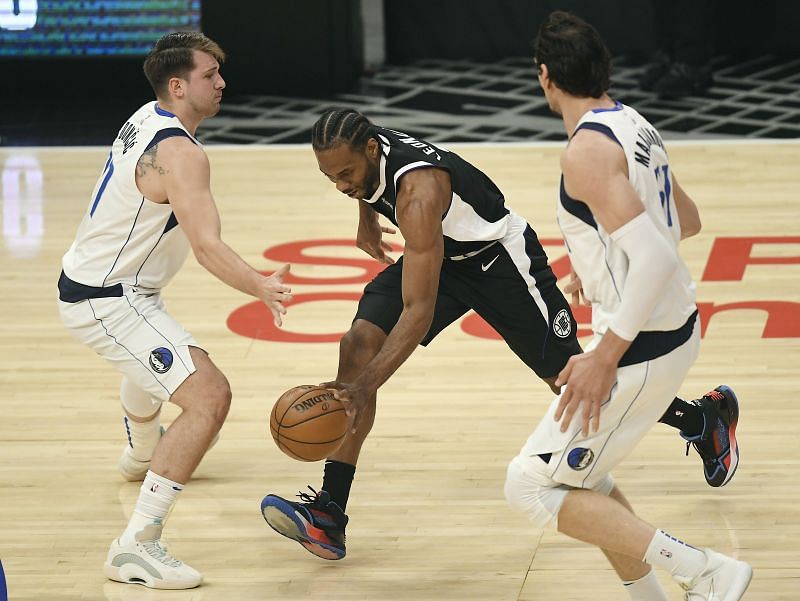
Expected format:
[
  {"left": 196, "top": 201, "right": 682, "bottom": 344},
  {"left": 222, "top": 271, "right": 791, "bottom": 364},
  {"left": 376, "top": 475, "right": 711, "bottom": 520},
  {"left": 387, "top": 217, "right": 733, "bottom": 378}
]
[{"left": 364, "top": 127, "right": 514, "bottom": 259}]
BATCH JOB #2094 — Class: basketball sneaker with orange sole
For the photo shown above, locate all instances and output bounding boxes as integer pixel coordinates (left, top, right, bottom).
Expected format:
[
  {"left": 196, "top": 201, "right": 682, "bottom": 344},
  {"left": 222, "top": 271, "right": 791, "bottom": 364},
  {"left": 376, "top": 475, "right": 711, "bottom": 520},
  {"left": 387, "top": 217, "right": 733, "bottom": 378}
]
[
  {"left": 682, "top": 385, "right": 740, "bottom": 487},
  {"left": 261, "top": 487, "right": 348, "bottom": 560}
]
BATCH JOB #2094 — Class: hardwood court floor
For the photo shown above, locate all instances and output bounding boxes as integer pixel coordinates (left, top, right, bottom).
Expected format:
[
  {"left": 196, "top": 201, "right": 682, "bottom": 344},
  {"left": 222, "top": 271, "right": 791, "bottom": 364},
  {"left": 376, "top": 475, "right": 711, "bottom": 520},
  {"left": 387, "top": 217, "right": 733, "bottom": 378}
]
[{"left": 0, "top": 141, "right": 798, "bottom": 600}]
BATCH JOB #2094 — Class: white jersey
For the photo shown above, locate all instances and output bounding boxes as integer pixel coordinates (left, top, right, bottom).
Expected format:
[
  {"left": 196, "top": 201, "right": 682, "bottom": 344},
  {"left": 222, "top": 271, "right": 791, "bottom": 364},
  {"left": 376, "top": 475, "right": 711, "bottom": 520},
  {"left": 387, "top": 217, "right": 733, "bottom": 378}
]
[
  {"left": 556, "top": 101, "right": 696, "bottom": 339},
  {"left": 61, "top": 101, "right": 195, "bottom": 293}
]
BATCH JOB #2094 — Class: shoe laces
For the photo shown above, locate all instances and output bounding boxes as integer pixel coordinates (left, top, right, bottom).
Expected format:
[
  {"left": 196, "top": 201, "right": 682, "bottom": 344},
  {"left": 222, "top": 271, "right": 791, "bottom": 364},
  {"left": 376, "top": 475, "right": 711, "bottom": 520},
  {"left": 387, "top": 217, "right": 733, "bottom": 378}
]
[
  {"left": 296, "top": 485, "right": 323, "bottom": 505},
  {"left": 140, "top": 539, "right": 182, "bottom": 568},
  {"left": 687, "top": 436, "right": 721, "bottom": 463},
  {"left": 296, "top": 485, "right": 348, "bottom": 533},
  {"left": 680, "top": 581, "right": 712, "bottom": 601},
  {"left": 678, "top": 570, "right": 711, "bottom": 601}
]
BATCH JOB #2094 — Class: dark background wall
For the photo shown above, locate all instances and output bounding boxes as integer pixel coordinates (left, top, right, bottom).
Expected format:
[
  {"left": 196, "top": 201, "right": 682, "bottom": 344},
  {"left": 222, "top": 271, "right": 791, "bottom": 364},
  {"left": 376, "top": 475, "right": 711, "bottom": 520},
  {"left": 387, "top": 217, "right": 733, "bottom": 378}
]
[
  {"left": 7, "top": 0, "right": 798, "bottom": 106},
  {"left": 2, "top": 0, "right": 363, "bottom": 144},
  {"left": 4, "top": 1, "right": 363, "bottom": 104},
  {"left": 384, "top": 0, "right": 799, "bottom": 64},
  {"left": 201, "top": 0, "right": 362, "bottom": 96},
  {"left": 385, "top": 0, "right": 655, "bottom": 64},
  {"left": 2, "top": 0, "right": 798, "bottom": 145}
]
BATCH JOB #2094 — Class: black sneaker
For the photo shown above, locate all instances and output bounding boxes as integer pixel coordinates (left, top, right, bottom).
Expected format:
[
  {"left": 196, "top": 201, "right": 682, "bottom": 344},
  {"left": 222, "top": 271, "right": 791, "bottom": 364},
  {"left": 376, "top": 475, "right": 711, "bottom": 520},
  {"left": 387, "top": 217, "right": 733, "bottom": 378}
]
[
  {"left": 681, "top": 386, "right": 740, "bottom": 487},
  {"left": 261, "top": 487, "right": 348, "bottom": 560},
  {"left": 654, "top": 61, "right": 713, "bottom": 99}
]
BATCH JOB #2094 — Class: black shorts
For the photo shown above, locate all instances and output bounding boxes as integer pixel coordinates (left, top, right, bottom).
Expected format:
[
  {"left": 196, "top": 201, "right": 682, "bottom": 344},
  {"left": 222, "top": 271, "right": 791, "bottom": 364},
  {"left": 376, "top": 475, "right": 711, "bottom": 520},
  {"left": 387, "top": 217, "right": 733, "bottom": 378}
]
[{"left": 354, "top": 224, "right": 582, "bottom": 379}]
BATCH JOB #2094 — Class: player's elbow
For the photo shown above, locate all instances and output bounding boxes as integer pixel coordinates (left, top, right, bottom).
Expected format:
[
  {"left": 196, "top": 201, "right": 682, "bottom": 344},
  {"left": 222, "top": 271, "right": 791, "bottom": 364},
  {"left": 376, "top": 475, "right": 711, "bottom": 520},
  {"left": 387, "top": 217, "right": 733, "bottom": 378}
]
[
  {"left": 402, "top": 298, "right": 436, "bottom": 334},
  {"left": 192, "top": 237, "right": 222, "bottom": 269},
  {"left": 652, "top": 244, "right": 680, "bottom": 281},
  {"left": 681, "top": 213, "right": 702, "bottom": 239},
  {"left": 193, "top": 244, "right": 211, "bottom": 267}
]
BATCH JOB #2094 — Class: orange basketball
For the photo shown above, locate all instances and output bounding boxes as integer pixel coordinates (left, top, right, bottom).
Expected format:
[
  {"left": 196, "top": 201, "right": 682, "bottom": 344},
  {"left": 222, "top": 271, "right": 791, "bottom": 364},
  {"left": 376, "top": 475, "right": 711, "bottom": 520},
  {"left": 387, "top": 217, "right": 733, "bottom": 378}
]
[{"left": 270, "top": 385, "right": 348, "bottom": 461}]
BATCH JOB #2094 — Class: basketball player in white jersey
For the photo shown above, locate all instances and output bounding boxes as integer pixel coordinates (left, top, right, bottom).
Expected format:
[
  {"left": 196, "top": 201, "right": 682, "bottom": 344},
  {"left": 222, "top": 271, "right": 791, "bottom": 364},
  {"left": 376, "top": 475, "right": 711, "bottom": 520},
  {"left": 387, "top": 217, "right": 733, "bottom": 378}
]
[
  {"left": 57, "top": 32, "right": 291, "bottom": 589},
  {"left": 503, "top": 12, "right": 751, "bottom": 601}
]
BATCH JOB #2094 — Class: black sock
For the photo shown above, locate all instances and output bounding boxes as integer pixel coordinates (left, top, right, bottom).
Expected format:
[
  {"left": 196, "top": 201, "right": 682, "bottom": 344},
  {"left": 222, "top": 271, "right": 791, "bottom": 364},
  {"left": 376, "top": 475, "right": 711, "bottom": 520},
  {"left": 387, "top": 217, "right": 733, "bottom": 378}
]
[
  {"left": 658, "top": 397, "right": 705, "bottom": 437},
  {"left": 322, "top": 460, "right": 356, "bottom": 511}
]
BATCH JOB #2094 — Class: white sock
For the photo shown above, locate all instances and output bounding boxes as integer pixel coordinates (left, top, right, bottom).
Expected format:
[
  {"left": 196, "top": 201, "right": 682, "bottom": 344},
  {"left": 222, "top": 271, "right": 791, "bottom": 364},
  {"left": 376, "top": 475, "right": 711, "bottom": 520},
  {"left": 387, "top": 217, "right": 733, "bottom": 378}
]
[
  {"left": 622, "top": 569, "right": 669, "bottom": 601},
  {"left": 119, "top": 471, "right": 183, "bottom": 545},
  {"left": 644, "top": 529, "right": 707, "bottom": 581},
  {"left": 122, "top": 414, "right": 162, "bottom": 462},
  {"left": 120, "top": 378, "right": 162, "bottom": 461}
]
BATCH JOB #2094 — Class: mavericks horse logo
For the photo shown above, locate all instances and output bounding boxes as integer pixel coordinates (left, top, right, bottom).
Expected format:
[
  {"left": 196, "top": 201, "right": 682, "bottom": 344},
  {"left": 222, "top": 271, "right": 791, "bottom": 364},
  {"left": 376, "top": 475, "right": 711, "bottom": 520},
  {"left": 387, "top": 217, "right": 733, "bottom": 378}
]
[
  {"left": 149, "top": 347, "right": 173, "bottom": 374},
  {"left": 567, "top": 447, "right": 594, "bottom": 471}
]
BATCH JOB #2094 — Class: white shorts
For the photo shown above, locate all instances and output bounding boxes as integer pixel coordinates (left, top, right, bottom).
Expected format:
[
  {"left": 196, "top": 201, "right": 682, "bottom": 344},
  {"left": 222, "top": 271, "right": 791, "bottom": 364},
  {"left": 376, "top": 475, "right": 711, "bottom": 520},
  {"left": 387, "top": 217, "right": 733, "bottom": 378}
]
[
  {"left": 58, "top": 289, "right": 199, "bottom": 403},
  {"left": 512, "top": 321, "right": 700, "bottom": 490}
]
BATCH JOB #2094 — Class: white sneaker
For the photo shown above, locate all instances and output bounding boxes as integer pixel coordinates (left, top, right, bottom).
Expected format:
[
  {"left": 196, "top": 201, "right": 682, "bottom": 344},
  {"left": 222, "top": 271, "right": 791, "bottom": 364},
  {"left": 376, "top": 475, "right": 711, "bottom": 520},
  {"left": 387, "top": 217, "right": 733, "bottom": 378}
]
[
  {"left": 103, "top": 524, "right": 202, "bottom": 590},
  {"left": 679, "top": 549, "right": 753, "bottom": 601},
  {"left": 103, "top": 580, "right": 205, "bottom": 601},
  {"left": 118, "top": 428, "right": 219, "bottom": 481}
]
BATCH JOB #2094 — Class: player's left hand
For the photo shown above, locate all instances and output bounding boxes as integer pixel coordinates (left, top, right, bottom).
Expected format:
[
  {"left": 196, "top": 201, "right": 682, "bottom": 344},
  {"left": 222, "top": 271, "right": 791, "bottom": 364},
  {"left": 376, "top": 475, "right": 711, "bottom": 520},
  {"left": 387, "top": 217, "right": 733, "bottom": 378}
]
[
  {"left": 357, "top": 218, "right": 397, "bottom": 264},
  {"left": 563, "top": 265, "right": 591, "bottom": 307},
  {"left": 553, "top": 351, "right": 616, "bottom": 437},
  {"left": 319, "top": 379, "right": 373, "bottom": 434}
]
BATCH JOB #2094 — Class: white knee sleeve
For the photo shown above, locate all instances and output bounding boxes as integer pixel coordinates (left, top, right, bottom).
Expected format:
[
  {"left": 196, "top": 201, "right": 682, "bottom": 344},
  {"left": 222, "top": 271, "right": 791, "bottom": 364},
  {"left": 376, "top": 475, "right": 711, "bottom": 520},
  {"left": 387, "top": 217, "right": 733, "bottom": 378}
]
[
  {"left": 504, "top": 455, "right": 569, "bottom": 529},
  {"left": 504, "top": 455, "right": 616, "bottom": 529},
  {"left": 120, "top": 376, "right": 161, "bottom": 417}
]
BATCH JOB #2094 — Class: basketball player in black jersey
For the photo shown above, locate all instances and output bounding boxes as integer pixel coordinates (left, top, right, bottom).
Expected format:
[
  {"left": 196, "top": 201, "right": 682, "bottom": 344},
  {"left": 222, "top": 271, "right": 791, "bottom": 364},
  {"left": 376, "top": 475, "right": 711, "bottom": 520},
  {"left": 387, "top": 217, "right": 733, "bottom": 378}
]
[{"left": 260, "top": 108, "right": 739, "bottom": 562}]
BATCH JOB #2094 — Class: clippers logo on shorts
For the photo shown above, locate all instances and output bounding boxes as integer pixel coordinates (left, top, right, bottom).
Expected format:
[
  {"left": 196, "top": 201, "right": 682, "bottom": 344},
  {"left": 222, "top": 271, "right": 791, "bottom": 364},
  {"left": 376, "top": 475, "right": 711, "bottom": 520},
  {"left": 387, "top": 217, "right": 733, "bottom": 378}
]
[
  {"left": 553, "top": 308, "right": 572, "bottom": 338},
  {"left": 149, "top": 347, "right": 173, "bottom": 374},
  {"left": 567, "top": 447, "right": 594, "bottom": 471}
]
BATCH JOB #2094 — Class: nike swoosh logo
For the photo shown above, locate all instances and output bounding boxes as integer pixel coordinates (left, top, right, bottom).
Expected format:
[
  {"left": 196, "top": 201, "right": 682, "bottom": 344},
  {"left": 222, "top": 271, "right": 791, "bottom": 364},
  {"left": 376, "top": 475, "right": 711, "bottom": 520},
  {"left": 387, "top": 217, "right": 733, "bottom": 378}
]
[{"left": 481, "top": 255, "right": 500, "bottom": 271}]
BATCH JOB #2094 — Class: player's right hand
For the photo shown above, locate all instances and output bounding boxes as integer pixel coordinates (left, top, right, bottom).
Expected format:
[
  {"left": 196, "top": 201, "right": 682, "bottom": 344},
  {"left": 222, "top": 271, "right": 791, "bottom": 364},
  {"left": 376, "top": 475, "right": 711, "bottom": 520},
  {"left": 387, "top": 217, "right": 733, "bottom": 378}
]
[
  {"left": 260, "top": 263, "right": 292, "bottom": 327},
  {"left": 319, "top": 378, "right": 373, "bottom": 434}
]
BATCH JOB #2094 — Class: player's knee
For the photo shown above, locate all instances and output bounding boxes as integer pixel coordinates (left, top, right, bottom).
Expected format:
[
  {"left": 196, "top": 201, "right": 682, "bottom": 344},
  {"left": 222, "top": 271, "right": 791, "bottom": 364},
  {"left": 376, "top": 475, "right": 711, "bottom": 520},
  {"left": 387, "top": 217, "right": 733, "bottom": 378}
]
[
  {"left": 120, "top": 377, "right": 161, "bottom": 418},
  {"left": 504, "top": 455, "right": 567, "bottom": 529},
  {"left": 211, "top": 376, "right": 232, "bottom": 424},
  {"left": 198, "top": 371, "right": 231, "bottom": 427},
  {"left": 339, "top": 321, "right": 383, "bottom": 365}
]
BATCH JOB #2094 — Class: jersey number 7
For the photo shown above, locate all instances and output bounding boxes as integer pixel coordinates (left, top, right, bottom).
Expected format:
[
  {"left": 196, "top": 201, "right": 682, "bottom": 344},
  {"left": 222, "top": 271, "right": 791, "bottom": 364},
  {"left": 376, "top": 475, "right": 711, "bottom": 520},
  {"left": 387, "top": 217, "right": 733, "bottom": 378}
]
[{"left": 654, "top": 164, "right": 673, "bottom": 227}]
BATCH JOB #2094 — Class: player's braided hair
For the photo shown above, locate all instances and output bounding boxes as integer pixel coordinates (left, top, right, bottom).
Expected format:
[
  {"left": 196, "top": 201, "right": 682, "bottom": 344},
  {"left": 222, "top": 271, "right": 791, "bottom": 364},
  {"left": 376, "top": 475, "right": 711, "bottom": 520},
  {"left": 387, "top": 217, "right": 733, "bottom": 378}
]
[{"left": 311, "top": 108, "right": 376, "bottom": 151}]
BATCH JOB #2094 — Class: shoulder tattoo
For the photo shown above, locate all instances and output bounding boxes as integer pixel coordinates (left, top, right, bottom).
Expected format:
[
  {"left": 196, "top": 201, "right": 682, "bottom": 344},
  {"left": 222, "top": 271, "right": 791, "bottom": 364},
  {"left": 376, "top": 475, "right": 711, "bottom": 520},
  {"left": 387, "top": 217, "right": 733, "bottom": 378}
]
[{"left": 136, "top": 144, "right": 169, "bottom": 177}]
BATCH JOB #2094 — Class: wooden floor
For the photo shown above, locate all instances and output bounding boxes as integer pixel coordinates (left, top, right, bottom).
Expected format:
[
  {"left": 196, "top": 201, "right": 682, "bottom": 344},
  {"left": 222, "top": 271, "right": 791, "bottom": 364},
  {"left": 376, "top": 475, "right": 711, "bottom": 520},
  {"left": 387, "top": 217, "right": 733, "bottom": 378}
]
[{"left": 1, "top": 141, "right": 798, "bottom": 601}]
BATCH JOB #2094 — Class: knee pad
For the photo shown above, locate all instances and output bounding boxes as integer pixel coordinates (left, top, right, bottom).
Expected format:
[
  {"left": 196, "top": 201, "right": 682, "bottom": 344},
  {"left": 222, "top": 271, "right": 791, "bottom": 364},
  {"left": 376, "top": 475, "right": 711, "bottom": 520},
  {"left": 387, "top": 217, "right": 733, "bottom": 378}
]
[
  {"left": 505, "top": 455, "right": 617, "bottom": 530},
  {"left": 120, "top": 376, "right": 162, "bottom": 418},
  {"left": 504, "top": 455, "right": 569, "bottom": 529}
]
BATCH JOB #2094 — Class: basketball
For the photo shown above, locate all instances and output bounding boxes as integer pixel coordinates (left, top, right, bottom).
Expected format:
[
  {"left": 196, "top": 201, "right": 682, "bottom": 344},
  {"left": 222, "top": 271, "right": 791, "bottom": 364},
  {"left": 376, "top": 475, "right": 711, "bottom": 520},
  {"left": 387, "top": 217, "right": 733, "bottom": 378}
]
[{"left": 270, "top": 385, "right": 348, "bottom": 461}]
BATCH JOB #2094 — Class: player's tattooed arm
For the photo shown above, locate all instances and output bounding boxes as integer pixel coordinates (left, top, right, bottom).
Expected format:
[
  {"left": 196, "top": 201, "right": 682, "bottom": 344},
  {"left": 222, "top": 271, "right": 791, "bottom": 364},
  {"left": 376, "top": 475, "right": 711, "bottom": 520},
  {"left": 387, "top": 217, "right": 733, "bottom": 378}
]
[{"left": 136, "top": 144, "right": 169, "bottom": 177}]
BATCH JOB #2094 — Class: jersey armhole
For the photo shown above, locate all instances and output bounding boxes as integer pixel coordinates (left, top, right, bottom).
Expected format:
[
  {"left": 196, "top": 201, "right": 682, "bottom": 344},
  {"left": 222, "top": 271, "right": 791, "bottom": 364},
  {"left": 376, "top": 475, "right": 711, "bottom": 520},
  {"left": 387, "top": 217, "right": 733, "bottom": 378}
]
[
  {"left": 392, "top": 160, "right": 445, "bottom": 188},
  {"left": 142, "top": 128, "right": 195, "bottom": 155},
  {"left": 574, "top": 122, "right": 622, "bottom": 148}
]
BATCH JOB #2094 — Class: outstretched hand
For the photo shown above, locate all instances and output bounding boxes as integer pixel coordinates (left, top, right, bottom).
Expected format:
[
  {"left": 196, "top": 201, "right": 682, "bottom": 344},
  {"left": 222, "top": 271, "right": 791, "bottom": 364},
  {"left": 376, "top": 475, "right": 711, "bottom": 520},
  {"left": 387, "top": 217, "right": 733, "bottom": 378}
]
[{"left": 260, "top": 263, "right": 292, "bottom": 326}]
